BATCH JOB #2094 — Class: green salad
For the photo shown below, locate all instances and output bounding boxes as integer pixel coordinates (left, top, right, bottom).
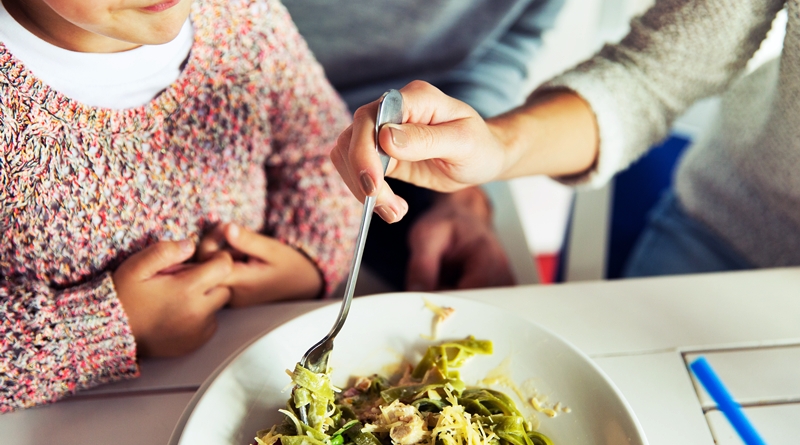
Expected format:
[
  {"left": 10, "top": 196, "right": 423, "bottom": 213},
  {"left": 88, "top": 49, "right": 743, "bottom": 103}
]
[{"left": 254, "top": 337, "right": 553, "bottom": 445}]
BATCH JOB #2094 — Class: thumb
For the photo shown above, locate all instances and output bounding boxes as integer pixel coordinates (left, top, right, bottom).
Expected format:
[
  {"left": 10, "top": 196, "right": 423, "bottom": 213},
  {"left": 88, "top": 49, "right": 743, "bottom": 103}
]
[
  {"left": 377, "top": 80, "right": 480, "bottom": 164},
  {"left": 406, "top": 222, "right": 453, "bottom": 292},
  {"left": 223, "top": 223, "right": 275, "bottom": 260},
  {"left": 378, "top": 122, "right": 467, "bottom": 164},
  {"left": 126, "top": 239, "right": 196, "bottom": 279}
]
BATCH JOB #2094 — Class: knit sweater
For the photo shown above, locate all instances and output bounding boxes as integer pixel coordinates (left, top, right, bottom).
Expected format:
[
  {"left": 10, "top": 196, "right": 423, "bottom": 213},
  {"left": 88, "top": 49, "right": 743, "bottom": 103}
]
[
  {"left": 544, "top": 0, "right": 800, "bottom": 268},
  {"left": 0, "top": 0, "right": 359, "bottom": 412}
]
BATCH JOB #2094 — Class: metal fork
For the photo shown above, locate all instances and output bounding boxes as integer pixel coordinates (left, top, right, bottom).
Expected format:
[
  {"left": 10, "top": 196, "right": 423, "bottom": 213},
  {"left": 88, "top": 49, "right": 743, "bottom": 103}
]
[{"left": 296, "top": 89, "right": 403, "bottom": 424}]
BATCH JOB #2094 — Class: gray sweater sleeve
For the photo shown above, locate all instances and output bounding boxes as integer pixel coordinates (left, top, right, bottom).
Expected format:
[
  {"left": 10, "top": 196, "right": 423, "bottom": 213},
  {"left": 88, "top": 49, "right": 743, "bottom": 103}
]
[
  {"left": 539, "top": 0, "right": 785, "bottom": 187},
  {"left": 440, "top": 0, "right": 565, "bottom": 117}
]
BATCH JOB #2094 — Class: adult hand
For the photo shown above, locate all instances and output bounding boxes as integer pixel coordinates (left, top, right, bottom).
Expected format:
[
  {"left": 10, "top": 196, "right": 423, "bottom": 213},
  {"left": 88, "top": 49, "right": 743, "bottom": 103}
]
[
  {"left": 112, "top": 240, "right": 233, "bottom": 357},
  {"left": 196, "top": 223, "right": 323, "bottom": 306},
  {"left": 330, "top": 80, "right": 511, "bottom": 221},
  {"left": 330, "top": 82, "right": 599, "bottom": 225},
  {"left": 406, "top": 187, "right": 515, "bottom": 291}
]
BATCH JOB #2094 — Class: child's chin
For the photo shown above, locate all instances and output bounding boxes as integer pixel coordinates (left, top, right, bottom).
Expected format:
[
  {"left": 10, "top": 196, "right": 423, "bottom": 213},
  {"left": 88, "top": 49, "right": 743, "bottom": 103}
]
[
  {"left": 133, "top": 21, "right": 187, "bottom": 46},
  {"left": 136, "top": 3, "right": 191, "bottom": 44},
  {"left": 145, "top": 28, "right": 185, "bottom": 45}
]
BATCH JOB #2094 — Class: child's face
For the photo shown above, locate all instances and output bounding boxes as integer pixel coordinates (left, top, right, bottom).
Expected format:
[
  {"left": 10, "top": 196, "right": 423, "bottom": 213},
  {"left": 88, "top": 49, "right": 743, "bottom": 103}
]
[{"left": 6, "top": 0, "right": 193, "bottom": 52}]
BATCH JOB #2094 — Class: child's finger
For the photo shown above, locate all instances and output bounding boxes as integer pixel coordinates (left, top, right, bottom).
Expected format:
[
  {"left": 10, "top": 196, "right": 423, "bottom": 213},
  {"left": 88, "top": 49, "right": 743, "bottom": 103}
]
[
  {"left": 159, "top": 263, "right": 193, "bottom": 275},
  {"left": 197, "top": 225, "right": 228, "bottom": 261},
  {"left": 180, "top": 250, "right": 234, "bottom": 293},
  {"left": 223, "top": 258, "right": 277, "bottom": 291},
  {"left": 200, "top": 286, "right": 232, "bottom": 315},
  {"left": 223, "top": 223, "right": 280, "bottom": 261},
  {"left": 186, "top": 286, "right": 229, "bottom": 350},
  {"left": 124, "top": 240, "right": 196, "bottom": 279}
]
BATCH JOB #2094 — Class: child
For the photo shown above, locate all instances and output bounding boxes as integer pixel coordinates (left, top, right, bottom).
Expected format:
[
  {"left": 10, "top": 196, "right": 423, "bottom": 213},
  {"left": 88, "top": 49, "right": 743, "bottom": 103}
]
[{"left": 0, "top": 0, "right": 359, "bottom": 412}]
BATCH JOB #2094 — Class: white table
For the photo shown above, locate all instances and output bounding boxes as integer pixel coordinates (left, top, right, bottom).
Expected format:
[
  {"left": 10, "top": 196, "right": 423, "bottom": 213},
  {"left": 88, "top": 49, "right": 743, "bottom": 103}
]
[{"left": 4, "top": 268, "right": 800, "bottom": 444}]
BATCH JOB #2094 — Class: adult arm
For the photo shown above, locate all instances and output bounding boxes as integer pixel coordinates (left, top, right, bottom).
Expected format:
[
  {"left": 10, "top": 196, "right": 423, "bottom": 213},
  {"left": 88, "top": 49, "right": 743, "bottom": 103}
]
[
  {"left": 332, "top": 0, "right": 784, "bottom": 216},
  {"left": 396, "top": 0, "right": 565, "bottom": 289},
  {"left": 539, "top": 0, "right": 785, "bottom": 187}
]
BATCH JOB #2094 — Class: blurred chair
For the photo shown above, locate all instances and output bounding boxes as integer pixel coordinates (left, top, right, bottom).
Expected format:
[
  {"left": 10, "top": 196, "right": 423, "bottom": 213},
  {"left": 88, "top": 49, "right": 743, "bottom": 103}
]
[
  {"left": 558, "top": 97, "right": 719, "bottom": 282},
  {"left": 483, "top": 181, "right": 541, "bottom": 285},
  {"left": 558, "top": 135, "right": 691, "bottom": 282}
]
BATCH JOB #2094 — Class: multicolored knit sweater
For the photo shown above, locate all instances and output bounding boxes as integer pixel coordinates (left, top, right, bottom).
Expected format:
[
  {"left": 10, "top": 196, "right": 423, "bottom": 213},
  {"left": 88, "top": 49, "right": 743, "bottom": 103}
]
[{"left": 0, "top": 0, "right": 359, "bottom": 412}]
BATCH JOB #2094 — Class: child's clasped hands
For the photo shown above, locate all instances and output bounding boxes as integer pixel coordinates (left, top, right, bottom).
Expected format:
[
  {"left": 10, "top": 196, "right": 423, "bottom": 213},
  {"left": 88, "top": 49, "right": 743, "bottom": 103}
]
[{"left": 111, "top": 226, "right": 322, "bottom": 357}]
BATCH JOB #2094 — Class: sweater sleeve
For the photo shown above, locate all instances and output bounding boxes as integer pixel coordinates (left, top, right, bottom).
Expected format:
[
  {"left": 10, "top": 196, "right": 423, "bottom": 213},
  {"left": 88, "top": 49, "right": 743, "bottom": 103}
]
[
  {"left": 258, "top": 0, "right": 360, "bottom": 297},
  {"left": 0, "top": 272, "right": 139, "bottom": 413},
  {"left": 537, "top": 0, "right": 785, "bottom": 187},
  {"left": 439, "top": 0, "right": 565, "bottom": 118}
]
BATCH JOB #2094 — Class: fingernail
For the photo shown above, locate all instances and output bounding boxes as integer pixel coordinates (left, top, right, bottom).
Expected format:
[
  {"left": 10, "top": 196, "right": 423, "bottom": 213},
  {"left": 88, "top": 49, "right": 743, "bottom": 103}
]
[
  {"left": 360, "top": 171, "right": 377, "bottom": 195},
  {"left": 386, "top": 124, "right": 407, "bottom": 148},
  {"left": 178, "top": 239, "right": 194, "bottom": 253},
  {"left": 227, "top": 223, "right": 239, "bottom": 239},
  {"left": 375, "top": 205, "right": 397, "bottom": 223}
]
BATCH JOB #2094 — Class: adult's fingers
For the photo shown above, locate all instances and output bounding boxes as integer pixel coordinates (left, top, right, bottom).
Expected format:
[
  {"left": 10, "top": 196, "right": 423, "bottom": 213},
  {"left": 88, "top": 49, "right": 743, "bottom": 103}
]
[
  {"left": 347, "top": 100, "right": 390, "bottom": 197},
  {"left": 122, "top": 240, "right": 196, "bottom": 280},
  {"left": 406, "top": 221, "right": 453, "bottom": 291},
  {"left": 331, "top": 125, "right": 365, "bottom": 201},
  {"left": 380, "top": 120, "right": 482, "bottom": 193},
  {"left": 376, "top": 121, "right": 470, "bottom": 164},
  {"left": 457, "top": 241, "right": 514, "bottom": 290},
  {"left": 380, "top": 80, "right": 480, "bottom": 160},
  {"left": 334, "top": 80, "right": 494, "bottom": 203},
  {"left": 343, "top": 82, "right": 471, "bottom": 196},
  {"left": 376, "top": 82, "right": 498, "bottom": 192},
  {"left": 333, "top": 129, "right": 410, "bottom": 219},
  {"left": 372, "top": 181, "right": 409, "bottom": 223}
]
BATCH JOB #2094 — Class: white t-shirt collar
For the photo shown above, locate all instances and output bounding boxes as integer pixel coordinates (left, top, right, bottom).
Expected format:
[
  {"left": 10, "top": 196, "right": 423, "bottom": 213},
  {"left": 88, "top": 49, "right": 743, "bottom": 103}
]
[{"left": 0, "top": 1, "right": 194, "bottom": 109}]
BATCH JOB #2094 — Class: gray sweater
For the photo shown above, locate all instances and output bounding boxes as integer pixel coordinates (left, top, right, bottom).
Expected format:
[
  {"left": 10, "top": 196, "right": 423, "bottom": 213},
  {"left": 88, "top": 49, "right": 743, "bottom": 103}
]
[
  {"left": 283, "top": 0, "right": 563, "bottom": 117},
  {"left": 545, "top": 0, "right": 798, "bottom": 268}
]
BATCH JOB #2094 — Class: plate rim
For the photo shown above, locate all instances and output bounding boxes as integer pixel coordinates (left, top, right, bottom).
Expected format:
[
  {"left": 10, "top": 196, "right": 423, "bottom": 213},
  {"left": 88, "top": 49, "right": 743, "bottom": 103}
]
[
  {"left": 167, "top": 298, "right": 343, "bottom": 445},
  {"left": 169, "top": 292, "right": 649, "bottom": 445}
]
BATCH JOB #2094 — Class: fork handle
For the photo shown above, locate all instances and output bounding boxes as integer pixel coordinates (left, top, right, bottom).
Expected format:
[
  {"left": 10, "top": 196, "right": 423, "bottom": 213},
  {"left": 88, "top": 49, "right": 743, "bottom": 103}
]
[
  {"left": 324, "top": 90, "right": 402, "bottom": 339},
  {"left": 332, "top": 195, "right": 376, "bottom": 339}
]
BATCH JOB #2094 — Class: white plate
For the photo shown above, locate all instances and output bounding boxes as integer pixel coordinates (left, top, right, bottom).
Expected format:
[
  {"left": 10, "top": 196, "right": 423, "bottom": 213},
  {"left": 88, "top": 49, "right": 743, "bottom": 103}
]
[{"left": 170, "top": 293, "right": 648, "bottom": 445}]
